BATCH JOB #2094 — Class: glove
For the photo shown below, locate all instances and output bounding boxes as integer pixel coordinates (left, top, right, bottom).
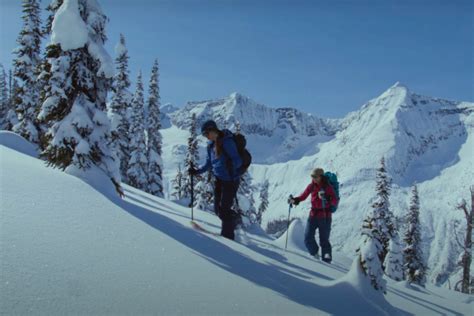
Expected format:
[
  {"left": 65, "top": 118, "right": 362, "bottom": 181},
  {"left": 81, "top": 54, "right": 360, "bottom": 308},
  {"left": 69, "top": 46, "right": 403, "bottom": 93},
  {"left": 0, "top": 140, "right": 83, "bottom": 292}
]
[
  {"left": 330, "top": 205, "right": 337, "bottom": 213},
  {"left": 288, "top": 196, "right": 300, "bottom": 206},
  {"left": 188, "top": 167, "right": 199, "bottom": 175}
]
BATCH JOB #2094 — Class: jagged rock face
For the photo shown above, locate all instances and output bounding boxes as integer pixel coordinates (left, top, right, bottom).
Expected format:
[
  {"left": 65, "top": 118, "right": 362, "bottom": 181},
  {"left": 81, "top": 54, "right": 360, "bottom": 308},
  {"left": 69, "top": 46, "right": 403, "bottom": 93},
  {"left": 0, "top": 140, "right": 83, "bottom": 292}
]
[{"left": 170, "top": 92, "right": 338, "bottom": 138}]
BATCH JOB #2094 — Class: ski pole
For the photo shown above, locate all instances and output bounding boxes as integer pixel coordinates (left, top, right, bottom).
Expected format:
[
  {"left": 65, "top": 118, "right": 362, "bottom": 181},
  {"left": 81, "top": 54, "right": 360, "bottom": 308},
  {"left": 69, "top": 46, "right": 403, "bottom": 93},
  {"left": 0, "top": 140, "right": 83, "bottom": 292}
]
[
  {"left": 285, "top": 195, "right": 293, "bottom": 251},
  {"left": 190, "top": 168, "right": 194, "bottom": 221}
]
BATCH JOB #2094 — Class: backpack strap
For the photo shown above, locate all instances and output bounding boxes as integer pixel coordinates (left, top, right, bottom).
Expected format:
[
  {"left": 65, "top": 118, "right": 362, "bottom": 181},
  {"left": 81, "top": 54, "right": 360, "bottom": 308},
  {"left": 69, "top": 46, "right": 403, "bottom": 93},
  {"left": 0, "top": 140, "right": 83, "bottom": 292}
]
[{"left": 221, "top": 135, "right": 237, "bottom": 179}]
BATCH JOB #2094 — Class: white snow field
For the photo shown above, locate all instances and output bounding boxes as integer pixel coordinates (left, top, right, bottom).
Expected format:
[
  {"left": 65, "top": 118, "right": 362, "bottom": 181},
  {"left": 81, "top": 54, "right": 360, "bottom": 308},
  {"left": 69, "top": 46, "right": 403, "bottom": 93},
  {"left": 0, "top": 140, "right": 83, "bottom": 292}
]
[
  {"left": 1, "top": 134, "right": 471, "bottom": 315},
  {"left": 164, "top": 83, "right": 474, "bottom": 288}
]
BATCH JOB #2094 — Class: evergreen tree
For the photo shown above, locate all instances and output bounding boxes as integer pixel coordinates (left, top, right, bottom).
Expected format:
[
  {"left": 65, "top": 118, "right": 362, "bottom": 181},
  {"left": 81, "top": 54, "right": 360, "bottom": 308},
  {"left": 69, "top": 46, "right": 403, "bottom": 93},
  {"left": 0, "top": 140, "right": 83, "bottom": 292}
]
[
  {"left": 171, "top": 164, "right": 185, "bottom": 200},
  {"left": 235, "top": 172, "right": 256, "bottom": 225},
  {"left": 372, "top": 157, "right": 396, "bottom": 262},
  {"left": 12, "top": 0, "right": 43, "bottom": 143},
  {"left": 384, "top": 236, "right": 404, "bottom": 281},
  {"left": 403, "top": 184, "right": 427, "bottom": 285},
  {"left": 256, "top": 180, "right": 269, "bottom": 225},
  {"left": 454, "top": 186, "right": 473, "bottom": 294},
  {"left": 0, "top": 64, "right": 9, "bottom": 129},
  {"left": 38, "top": 0, "right": 120, "bottom": 191},
  {"left": 6, "top": 74, "right": 19, "bottom": 131},
  {"left": 195, "top": 170, "right": 214, "bottom": 212},
  {"left": 235, "top": 120, "right": 241, "bottom": 134},
  {"left": 145, "top": 59, "right": 164, "bottom": 197},
  {"left": 184, "top": 113, "right": 202, "bottom": 200},
  {"left": 108, "top": 33, "right": 132, "bottom": 182},
  {"left": 127, "top": 72, "right": 148, "bottom": 190},
  {"left": 357, "top": 211, "right": 387, "bottom": 293}
]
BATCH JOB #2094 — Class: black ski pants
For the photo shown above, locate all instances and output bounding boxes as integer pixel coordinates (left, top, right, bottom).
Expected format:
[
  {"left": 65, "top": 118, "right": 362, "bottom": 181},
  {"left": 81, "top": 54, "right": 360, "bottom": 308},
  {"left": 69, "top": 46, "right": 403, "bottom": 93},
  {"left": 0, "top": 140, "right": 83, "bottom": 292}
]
[{"left": 214, "top": 177, "right": 239, "bottom": 240}]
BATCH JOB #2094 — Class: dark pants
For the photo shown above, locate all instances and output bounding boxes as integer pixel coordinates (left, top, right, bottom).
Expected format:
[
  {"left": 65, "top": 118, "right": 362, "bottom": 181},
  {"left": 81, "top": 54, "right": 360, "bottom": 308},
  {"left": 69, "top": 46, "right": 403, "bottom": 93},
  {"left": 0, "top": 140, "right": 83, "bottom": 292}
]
[
  {"left": 214, "top": 178, "right": 239, "bottom": 240},
  {"left": 304, "top": 216, "right": 332, "bottom": 262}
]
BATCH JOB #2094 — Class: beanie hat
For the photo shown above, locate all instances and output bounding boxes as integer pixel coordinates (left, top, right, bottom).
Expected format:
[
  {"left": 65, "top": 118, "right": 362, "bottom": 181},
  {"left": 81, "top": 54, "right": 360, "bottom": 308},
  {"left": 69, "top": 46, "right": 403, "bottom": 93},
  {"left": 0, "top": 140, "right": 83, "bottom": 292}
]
[
  {"left": 201, "top": 120, "right": 218, "bottom": 134},
  {"left": 311, "top": 168, "right": 324, "bottom": 178}
]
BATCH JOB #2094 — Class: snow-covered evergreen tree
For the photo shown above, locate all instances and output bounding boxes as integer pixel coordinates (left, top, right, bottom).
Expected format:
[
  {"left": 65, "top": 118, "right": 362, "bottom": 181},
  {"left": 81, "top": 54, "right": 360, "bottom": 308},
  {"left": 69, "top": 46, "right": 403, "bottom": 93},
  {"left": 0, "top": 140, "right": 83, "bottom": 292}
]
[
  {"left": 235, "top": 120, "right": 241, "bottom": 134},
  {"left": 403, "top": 184, "right": 427, "bottom": 285},
  {"left": 0, "top": 64, "right": 9, "bottom": 129},
  {"left": 195, "top": 170, "right": 214, "bottom": 212},
  {"left": 43, "top": 0, "right": 63, "bottom": 35},
  {"left": 357, "top": 211, "right": 387, "bottom": 293},
  {"left": 235, "top": 172, "right": 256, "bottom": 225},
  {"left": 372, "top": 157, "right": 396, "bottom": 262},
  {"left": 108, "top": 33, "right": 132, "bottom": 182},
  {"left": 171, "top": 164, "right": 185, "bottom": 200},
  {"left": 256, "top": 180, "right": 269, "bottom": 225},
  {"left": 145, "top": 59, "right": 164, "bottom": 197},
  {"left": 127, "top": 71, "right": 148, "bottom": 190},
  {"left": 384, "top": 237, "right": 404, "bottom": 281},
  {"left": 184, "top": 113, "right": 202, "bottom": 200},
  {"left": 12, "top": 0, "right": 43, "bottom": 143},
  {"left": 38, "top": 0, "right": 120, "bottom": 190},
  {"left": 454, "top": 186, "right": 473, "bottom": 294},
  {"left": 6, "top": 74, "right": 19, "bottom": 131}
]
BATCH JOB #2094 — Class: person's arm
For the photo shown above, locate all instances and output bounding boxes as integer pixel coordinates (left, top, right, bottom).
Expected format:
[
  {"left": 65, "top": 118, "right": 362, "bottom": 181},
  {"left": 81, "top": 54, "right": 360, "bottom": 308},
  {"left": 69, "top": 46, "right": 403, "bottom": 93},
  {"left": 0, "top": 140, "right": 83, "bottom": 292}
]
[
  {"left": 290, "top": 184, "right": 312, "bottom": 206},
  {"left": 223, "top": 138, "right": 242, "bottom": 170},
  {"left": 297, "top": 183, "right": 313, "bottom": 202},
  {"left": 195, "top": 147, "right": 211, "bottom": 174}
]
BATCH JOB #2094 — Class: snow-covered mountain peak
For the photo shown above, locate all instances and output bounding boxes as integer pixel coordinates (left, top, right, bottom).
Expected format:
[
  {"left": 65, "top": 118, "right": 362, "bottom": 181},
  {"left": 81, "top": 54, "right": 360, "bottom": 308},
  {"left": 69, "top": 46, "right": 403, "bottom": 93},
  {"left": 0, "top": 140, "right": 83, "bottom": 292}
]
[
  {"left": 228, "top": 91, "right": 246, "bottom": 103},
  {"left": 170, "top": 93, "right": 336, "bottom": 139},
  {"left": 161, "top": 103, "right": 179, "bottom": 114}
]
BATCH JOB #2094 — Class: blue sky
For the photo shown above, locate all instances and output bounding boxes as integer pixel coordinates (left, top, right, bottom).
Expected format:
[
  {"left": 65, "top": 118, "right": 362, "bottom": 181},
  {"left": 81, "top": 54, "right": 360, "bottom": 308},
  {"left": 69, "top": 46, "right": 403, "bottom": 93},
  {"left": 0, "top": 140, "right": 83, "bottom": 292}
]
[{"left": 1, "top": 0, "right": 472, "bottom": 118}]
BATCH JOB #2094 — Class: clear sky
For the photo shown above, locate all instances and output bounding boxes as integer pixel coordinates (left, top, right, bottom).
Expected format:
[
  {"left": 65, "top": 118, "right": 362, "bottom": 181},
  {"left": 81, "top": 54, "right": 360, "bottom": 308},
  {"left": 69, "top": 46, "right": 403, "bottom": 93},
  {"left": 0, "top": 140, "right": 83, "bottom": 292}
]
[{"left": 1, "top": 0, "right": 472, "bottom": 118}]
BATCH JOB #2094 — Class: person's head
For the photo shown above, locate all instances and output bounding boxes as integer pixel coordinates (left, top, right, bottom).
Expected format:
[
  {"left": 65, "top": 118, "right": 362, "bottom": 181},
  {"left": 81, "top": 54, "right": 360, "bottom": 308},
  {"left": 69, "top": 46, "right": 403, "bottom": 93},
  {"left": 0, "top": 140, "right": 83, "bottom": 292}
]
[
  {"left": 311, "top": 168, "right": 325, "bottom": 185},
  {"left": 201, "top": 120, "right": 220, "bottom": 141}
]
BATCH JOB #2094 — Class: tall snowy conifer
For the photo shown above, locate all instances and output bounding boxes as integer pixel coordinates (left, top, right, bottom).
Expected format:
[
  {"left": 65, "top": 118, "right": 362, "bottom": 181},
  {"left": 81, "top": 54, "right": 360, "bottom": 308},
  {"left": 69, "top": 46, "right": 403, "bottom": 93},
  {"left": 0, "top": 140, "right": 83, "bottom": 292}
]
[
  {"left": 256, "top": 180, "right": 269, "bottom": 225},
  {"left": 145, "top": 59, "right": 164, "bottom": 197},
  {"left": 12, "top": 0, "right": 43, "bottom": 143},
  {"left": 0, "top": 64, "right": 9, "bottom": 129},
  {"left": 403, "top": 184, "right": 427, "bottom": 285},
  {"left": 357, "top": 211, "right": 387, "bottom": 293},
  {"left": 236, "top": 172, "right": 257, "bottom": 225},
  {"left": 127, "top": 71, "right": 148, "bottom": 190},
  {"left": 195, "top": 170, "right": 214, "bottom": 212},
  {"left": 384, "top": 237, "right": 404, "bottom": 281},
  {"left": 171, "top": 164, "right": 185, "bottom": 200},
  {"left": 454, "top": 187, "right": 473, "bottom": 294},
  {"left": 184, "top": 113, "right": 201, "bottom": 200},
  {"left": 372, "top": 157, "right": 396, "bottom": 262},
  {"left": 6, "top": 73, "right": 19, "bottom": 130},
  {"left": 235, "top": 120, "right": 241, "bottom": 134},
  {"left": 38, "top": 0, "right": 120, "bottom": 191},
  {"left": 108, "top": 33, "right": 132, "bottom": 182}
]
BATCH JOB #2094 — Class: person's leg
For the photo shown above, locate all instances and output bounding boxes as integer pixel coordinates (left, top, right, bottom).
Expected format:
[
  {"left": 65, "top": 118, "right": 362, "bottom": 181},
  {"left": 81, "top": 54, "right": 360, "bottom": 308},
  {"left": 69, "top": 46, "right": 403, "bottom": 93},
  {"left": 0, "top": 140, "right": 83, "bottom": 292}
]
[
  {"left": 319, "top": 217, "right": 332, "bottom": 263},
  {"left": 214, "top": 178, "right": 222, "bottom": 217},
  {"left": 304, "top": 216, "right": 319, "bottom": 256},
  {"left": 219, "top": 180, "right": 239, "bottom": 240}
]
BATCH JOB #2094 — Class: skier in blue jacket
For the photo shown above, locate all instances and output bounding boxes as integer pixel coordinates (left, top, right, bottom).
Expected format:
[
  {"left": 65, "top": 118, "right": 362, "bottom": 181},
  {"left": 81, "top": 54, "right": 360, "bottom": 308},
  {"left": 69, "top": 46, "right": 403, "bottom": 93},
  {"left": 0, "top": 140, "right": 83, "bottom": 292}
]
[{"left": 189, "top": 120, "right": 242, "bottom": 240}]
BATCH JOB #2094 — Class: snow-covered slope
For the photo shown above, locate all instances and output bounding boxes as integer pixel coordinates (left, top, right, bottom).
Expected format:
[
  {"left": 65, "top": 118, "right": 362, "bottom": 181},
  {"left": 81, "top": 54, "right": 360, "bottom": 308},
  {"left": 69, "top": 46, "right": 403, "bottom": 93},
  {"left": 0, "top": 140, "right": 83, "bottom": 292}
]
[
  {"left": 252, "top": 82, "right": 474, "bottom": 287},
  {"left": 162, "top": 82, "right": 473, "bottom": 288},
  {"left": 1, "top": 137, "right": 471, "bottom": 315}
]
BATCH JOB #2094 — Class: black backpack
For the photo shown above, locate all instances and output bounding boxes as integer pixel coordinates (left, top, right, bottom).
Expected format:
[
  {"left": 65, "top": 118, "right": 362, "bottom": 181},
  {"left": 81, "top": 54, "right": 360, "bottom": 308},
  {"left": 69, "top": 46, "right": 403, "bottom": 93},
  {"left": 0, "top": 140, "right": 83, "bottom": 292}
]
[
  {"left": 232, "top": 133, "right": 252, "bottom": 175},
  {"left": 219, "top": 132, "right": 252, "bottom": 176}
]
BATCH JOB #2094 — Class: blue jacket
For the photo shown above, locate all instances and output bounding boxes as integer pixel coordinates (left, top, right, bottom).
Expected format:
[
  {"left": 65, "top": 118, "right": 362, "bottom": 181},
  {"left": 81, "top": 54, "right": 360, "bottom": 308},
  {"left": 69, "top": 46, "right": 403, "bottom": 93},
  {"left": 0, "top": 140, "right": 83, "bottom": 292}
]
[{"left": 196, "top": 129, "right": 242, "bottom": 181}]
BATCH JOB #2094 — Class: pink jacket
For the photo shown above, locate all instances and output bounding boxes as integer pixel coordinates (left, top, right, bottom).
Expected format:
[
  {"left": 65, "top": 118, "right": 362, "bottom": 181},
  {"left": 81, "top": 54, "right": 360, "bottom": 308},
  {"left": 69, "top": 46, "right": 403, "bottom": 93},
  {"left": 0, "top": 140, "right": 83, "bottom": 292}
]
[{"left": 297, "top": 182, "right": 338, "bottom": 217}]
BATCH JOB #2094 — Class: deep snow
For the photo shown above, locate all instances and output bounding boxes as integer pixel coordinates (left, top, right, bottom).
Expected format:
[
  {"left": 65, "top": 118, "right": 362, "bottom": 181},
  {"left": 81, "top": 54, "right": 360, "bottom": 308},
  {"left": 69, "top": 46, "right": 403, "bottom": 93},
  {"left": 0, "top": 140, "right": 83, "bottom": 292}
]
[
  {"left": 1, "top": 136, "right": 471, "bottom": 315},
  {"left": 162, "top": 83, "right": 474, "bottom": 288}
]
